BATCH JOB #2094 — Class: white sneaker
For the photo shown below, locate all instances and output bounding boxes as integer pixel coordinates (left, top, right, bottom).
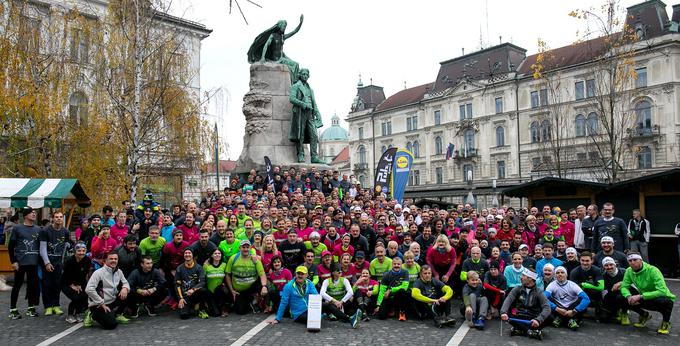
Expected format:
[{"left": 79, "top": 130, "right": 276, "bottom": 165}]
[{"left": 65, "top": 315, "right": 78, "bottom": 324}]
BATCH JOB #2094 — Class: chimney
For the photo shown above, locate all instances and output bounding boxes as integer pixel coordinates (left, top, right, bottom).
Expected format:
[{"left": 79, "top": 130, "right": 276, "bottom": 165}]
[
  {"left": 461, "top": 47, "right": 465, "bottom": 55},
  {"left": 673, "top": 4, "right": 680, "bottom": 24}
]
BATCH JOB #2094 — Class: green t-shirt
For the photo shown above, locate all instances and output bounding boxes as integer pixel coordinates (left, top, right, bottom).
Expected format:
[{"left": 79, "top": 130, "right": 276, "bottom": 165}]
[
  {"left": 402, "top": 263, "right": 421, "bottom": 284},
  {"left": 304, "top": 241, "right": 328, "bottom": 265},
  {"left": 218, "top": 240, "right": 256, "bottom": 262},
  {"left": 226, "top": 254, "right": 265, "bottom": 292},
  {"left": 204, "top": 262, "right": 228, "bottom": 292},
  {"left": 139, "top": 237, "right": 166, "bottom": 265},
  {"left": 370, "top": 257, "right": 393, "bottom": 281},
  {"left": 237, "top": 214, "right": 252, "bottom": 228}
]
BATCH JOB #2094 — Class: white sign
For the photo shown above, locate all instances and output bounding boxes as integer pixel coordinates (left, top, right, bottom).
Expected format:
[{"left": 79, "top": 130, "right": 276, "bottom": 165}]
[{"left": 307, "top": 294, "right": 322, "bottom": 332}]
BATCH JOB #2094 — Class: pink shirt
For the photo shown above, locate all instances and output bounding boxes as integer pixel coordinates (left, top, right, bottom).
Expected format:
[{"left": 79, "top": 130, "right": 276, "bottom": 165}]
[{"left": 268, "top": 268, "right": 292, "bottom": 291}]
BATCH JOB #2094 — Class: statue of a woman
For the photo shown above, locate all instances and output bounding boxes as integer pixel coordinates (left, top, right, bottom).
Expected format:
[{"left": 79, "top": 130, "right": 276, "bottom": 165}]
[{"left": 247, "top": 15, "right": 303, "bottom": 82}]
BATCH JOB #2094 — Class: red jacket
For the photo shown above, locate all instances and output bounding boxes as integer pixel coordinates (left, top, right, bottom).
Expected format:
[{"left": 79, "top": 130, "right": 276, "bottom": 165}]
[
  {"left": 426, "top": 246, "right": 457, "bottom": 278},
  {"left": 110, "top": 224, "right": 129, "bottom": 245},
  {"left": 177, "top": 223, "right": 199, "bottom": 244},
  {"left": 162, "top": 240, "right": 189, "bottom": 271}
]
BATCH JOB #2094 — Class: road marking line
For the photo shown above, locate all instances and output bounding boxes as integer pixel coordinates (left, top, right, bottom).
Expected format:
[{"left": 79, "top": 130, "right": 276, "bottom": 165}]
[
  {"left": 230, "top": 314, "right": 275, "bottom": 346},
  {"left": 37, "top": 323, "right": 83, "bottom": 346},
  {"left": 445, "top": 322, "right": 470, "bottom": 346}
]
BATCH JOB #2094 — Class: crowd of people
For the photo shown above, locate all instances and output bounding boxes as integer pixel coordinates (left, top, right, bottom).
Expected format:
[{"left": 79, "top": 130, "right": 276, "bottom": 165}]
[{"left": 4, "top": 166, "right": 678, "bottom": 340}]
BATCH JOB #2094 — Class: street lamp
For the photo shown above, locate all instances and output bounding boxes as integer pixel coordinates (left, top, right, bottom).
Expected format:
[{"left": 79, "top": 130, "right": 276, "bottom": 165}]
[
  {"left": 492, "top": 179, "right": 499, "bottom": 207},
  {"left": 465, "top": 170, "right": 476, "bottom": 208}
]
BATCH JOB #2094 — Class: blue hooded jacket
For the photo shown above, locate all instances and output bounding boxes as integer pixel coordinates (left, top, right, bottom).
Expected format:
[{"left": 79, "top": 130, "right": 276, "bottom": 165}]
[{"left": 275, "top": 279, "right": 318, "bottom": 321}]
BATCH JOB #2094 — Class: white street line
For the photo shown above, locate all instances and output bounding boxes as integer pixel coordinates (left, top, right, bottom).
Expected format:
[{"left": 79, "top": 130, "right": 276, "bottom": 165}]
[
  {"left": 229, "top": 314, "right": 275, "bottom": 346},
  {"left": 36, "top": 323, "right": 83, "bottom": 346},
  {"left": 445, "top": 322, "right": 470, "bottom": 346}
]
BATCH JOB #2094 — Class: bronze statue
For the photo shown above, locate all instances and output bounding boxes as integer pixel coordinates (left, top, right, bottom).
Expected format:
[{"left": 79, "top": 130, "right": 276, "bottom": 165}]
[
  {"left": 289, "top": 68, "right": 324, "bottom": 163},
  {"left": 247, "top": 15, "right": 303, "bottom": 82}
]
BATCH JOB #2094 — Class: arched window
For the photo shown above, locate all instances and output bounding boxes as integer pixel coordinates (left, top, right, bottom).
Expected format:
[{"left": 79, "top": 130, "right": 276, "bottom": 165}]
[
  {"left": 635, "top": 100, "right": 652, "bottom": 134},
  {"left": 381, "top": 145, "right": 386, "bottom": 154},
  {"left": 541, "top": 120, "right": 552, "bottom": 141},
  {"left": 575, "top": 114, "right": 586, "bottom": 137},
  {"left": 530, "top": 121, "right": 540, "bottom": 143},
  {"left": 358, "top": 145, "right": 366, "bottom": 164},
  {"left": 406, "top": 141, "right": 413, "bottom": 153},
  {"left": 359, "top": 175, "right": 366, "bottom": 186},
  {"left": 69, "top": 91, "right": 88, "bottom": 125},
  {"left": 413, "top": 140, "right": 420, "bottom": 158},
  {"left": 464, "top": 129, "right": 475, "bottom": 155},
  {"left": 434, "top": 136, "right": 443, "bottom": 155},
  {"left": 637, "top": 146, "right": 652, "bottom": 169},
  {"left": 586, "top": 112, "right": 598, "bottom": 135},
  {"left": 495, "top": 126, "right": 505, "bottom": 146}
]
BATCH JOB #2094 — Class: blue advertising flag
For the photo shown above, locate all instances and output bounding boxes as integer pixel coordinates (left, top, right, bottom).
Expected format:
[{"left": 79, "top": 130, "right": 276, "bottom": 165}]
[{"left": 390, "top": 148, "right": 414, "bottom": 203}]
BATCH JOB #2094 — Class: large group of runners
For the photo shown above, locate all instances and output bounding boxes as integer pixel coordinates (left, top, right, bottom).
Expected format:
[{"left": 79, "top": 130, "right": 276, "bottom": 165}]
[{"left": 4, "top": 166, "right": 678, "bottom": 340}]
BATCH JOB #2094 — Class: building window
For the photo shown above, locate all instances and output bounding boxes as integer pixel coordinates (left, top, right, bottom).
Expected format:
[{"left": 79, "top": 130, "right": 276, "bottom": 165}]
[
  {"left": 407, "top": 116, "right": 418, "bottom": 131},
  {"left": 459, "top": 103, "right": 473, "bottom": 120},
  {"left": 412, "top": 141, "right": 420, "bottom": 158},
  {"left": 464, "top": 129, "right": 475, "bottom": 155},
  {"left": 635, "top": 67, "right": 647, "bottom": 88},
  {"left": 530, "top": 121, "right": 540, "bottom": 143},
  {"left": 586, "top": 112, "right": 598, "bottom": 135},
  {"left": 575, "top": 114, "right": 586, "bottom": 137},
  {"left": 637, "top": 146, "right": 652, "bottom": 169},
  {"left": 70, "top": 28, "right": 89, "bottom": 64},
  {"left": 381, "top": 145, "right": 386, "bottom": 154},
  {"left": 635, "top": 101, "right": 652, "bottom": 134},
  {"left": 387, "top": 121, "right": 392, "bottom": 134},
  {"left": 435, "top": 167, "right": 443, "bottom": 184},
  {"left": 406, "top": 141, "right": 412, "bottom": 153},
  {"left": 409, "top": 169, "right": 421, "bottom": 186},
  {"left": 359, "top": 175, "right": 366, "bottom": 186},
  {"left": 497, "top": 160, "right": 506, "bottom": 179},
  {"left": 358, "top": 127, "right": 364, "bottom": 140},
  {"left": 381, "top": 121, "right": 392, "bottom": 136},
  {"left": 586, "top": 79, "right": 595, "bottom": 98},
  {"left": 531, "top": 157, "right": 541, "bottom": 169},
  {"left": 575, "top": 81, "right": 584, "bottom": 100},
  {"left": 434, "top": 110, "right": 441, "bottom": 125},
  {"left": 541, "top": 120, "right": 551, "bottom": 141},
  {"left": 577, "top": 152, "right": 587, "bottom": 161},
  {"left": 540, "top": 89, "right": 548, "bottom": 106},
  {"left": 495, "top": 97, "right": 503, "bottom": 114},
  {"left": 434, "top": 136, "right": 443, "bottom": 155},
  {"left": 530, "top": 91, "right": 539, "bottom": 108},
  {"left": 495, "top": 126, "right": 505, "bottom": 147},
  {"left": 69, "top": 92, "right": 88, "bottom": 125},
  {"left": 358, "top": 146, "right": 366, "bottom": 164},
  {"left": 463, "top": 164, "right": 473, "bottom": 182}
]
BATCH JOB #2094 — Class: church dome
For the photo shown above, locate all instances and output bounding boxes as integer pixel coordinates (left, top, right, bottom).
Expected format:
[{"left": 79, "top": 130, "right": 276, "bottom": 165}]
[{"left": 320, "top": 114, "right": 349, "bottom": 141}]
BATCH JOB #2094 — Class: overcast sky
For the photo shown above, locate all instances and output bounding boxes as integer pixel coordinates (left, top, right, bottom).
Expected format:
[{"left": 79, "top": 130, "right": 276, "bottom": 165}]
[{"left": 175, "top": 0, "right": 672, "bottom": 160}]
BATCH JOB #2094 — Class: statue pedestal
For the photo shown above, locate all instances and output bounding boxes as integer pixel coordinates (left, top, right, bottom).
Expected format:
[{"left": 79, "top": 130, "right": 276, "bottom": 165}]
[{"left": 235, "top": 62, "right": 323, "bottom": 174}]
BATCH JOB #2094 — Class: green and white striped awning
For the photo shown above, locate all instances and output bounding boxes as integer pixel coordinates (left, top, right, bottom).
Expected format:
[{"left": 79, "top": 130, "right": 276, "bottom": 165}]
[{"left": 0, "top": 178, "right": 91, "bottom": 209}]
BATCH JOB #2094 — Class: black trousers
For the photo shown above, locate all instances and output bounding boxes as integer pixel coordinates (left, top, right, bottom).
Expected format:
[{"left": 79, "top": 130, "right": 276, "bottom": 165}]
[
  {"left": 233, "top": 281, "right": 263, "bottom": 315},
  {"left": 378, "top": 289, "right": 409, "bottom": 320},
  {"left": 62, "top": 285, "right": 88, "bottom": 315},
  {"left": 129, "top": 290, "right": 165, "bottom": 310},
  {"left": 89, "top": 298, "right": 126, "bottom": 330},
  {"left": 322, "top": 301, "right": 351, "bottom": 321},
  {"left": 268, "top": 288, "right": 282, "bottom": 313},
  {"left": 628, "top": 287, "right": 674, "bottom": 322},
  {"left": 206, "top": 286, "right": 230, "bottom": 316},
  {"left": 415, "top": 300, "right": 451, "bottom": 320},
  {"left": 179, "top": 288, "right": 208, "bottom": 319},
  {"left": 42, "top": 264, "right": 63, "bottom": 308},
  {"left": 294, "top": 311, "right": 308, "bottom": 323},
  {"left": 549, "top": 297, "right": 584, "bottom": 323},
  {"left": 10, "top": 265, "right": 40, "bottom": 309},
  {"left": 354, "top": 291, "right": 376, "bottom": 314},
  {"left": 509, "top": 309, "right": 547, "bottom": 332}
]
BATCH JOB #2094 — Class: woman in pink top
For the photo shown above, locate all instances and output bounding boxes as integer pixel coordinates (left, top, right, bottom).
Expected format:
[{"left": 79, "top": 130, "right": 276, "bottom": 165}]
[
  {"left": 425, "top": 234, "right": 457, "bottom": 286},
  {"left": 558, "top": 211, "right": 575, "bottom": 246},
  {"left": 295, "top": 217, "right": 313, "bottom": 242},
  {"left": 257, "top": 235, "right": 281, "bottom": 273},
  {"left": 266, "top": 256, "right": 292, "bottom": 313},
  {"left": 90, "top": 225, "right": 118, "bottom": 267}
]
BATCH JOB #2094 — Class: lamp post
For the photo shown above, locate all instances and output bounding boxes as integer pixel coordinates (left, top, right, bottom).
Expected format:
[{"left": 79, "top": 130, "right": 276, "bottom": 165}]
[
  {"left": 492, "top": 179, "right": 499, "bottom": 208},
  {"left": 465, "top": 170, "right": 476, "bottom": 208}
]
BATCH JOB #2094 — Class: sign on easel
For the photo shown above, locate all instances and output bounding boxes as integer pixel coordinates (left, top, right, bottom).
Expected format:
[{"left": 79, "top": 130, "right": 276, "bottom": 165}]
[{"left": 307, "top": 294, "right": 322, "bottom": 332}]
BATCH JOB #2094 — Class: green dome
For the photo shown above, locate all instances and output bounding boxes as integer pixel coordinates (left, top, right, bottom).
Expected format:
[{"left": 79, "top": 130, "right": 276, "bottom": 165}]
[{"left": 320, "top": 114, "right": 349, "bottom": 141}]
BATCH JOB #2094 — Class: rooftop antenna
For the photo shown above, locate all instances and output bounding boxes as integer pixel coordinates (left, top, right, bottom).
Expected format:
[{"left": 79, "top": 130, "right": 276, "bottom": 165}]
[
  {"left": 499, "top": 35, "right": 502, "bottom": 44},
  {"left": 404, "top": 81, "right": 407, "bottom": 89},
  {"left": 370, "top": 78, "right": 373, "bottom": 85},
  {"left": 462, "top": 47, "right": 465, "bottom": 55}
]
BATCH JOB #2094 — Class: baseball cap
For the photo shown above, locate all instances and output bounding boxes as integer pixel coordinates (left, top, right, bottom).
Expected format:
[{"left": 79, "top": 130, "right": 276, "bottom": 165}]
[
  {"left": 309, "top": 231, "right": 321, "bottom": 239},
  {"left": 240, "top": 239, "right": 252, "bottom": 247},
  {"left": 488, "top": 227, "right": 497, "bottom": 234},
  {"left": 518, "top": 244, "right": 529, "bottom": 251},
  {"left": 321, "top": 250, "right": 332, "bottom": 258},
  {"left": 22, "top": 206, "right": 35, "bottom": 215},
  {"left": 403, "top": 207, "right": 410, "bottom": 213},
  {"left": 355, "top": 251, "right": 365, "bottom": 259},
  {"left": 295, "top": 266, "right": 308, "bottom": 274}
]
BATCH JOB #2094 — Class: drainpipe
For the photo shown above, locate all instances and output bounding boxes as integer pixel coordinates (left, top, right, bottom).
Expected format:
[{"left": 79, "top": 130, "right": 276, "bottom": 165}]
[{"left": 514, "top": 75, "right": 523, "bottom": 208}]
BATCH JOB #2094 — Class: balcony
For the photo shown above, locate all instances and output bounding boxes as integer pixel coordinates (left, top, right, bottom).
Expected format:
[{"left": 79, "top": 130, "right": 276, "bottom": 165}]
[
  {"left": 626, "top": 125, "right": 660, "bottom": 143},
  {"left": 354, "top": 163, "right": 369, "bottom": 171},
  {"left": 453, "top": 148, "right": 478, "bottom": 163}
]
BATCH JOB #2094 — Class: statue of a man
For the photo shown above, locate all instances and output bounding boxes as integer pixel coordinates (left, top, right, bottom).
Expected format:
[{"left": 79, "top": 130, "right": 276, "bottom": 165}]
[
  {"left": 247, "top": 15, "right": 303, "bottom": 82},
  {"left": 289, "top": 68, "right": 324, "bottom": 163}
]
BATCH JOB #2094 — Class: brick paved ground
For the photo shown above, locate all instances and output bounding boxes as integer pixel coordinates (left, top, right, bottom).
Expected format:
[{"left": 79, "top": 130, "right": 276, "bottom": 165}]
[{"left": 0, "top": 280, "right": 678, "bottom": 345}]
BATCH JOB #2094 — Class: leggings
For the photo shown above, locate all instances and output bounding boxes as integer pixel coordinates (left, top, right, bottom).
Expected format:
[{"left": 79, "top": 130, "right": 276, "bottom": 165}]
[
  {"left": 322, "top": 301, "right": 351, "bottom": 322},
  {"left": 179, "top": 288, "right": 208, "bottom": 319},
  {"left": 10, "top": 265, "right": 40, "bottom": 309},
  {"left": 62, "top": 285, "right": 88, "bottom": 315},
  {"left": 378, "top": 289, "right": 409, "bottom": 320},
  {"left": 42, "top": 264, "right": 63, "bottom": 308},
  {"left": 206, "top": 286, "right": 230, "bottom": 316},
  {"left": 415, "top": 300, "right": 451, "bottom": 320},
  {"left": 233, "top": 281, "right": 263, "bottom": 315}
]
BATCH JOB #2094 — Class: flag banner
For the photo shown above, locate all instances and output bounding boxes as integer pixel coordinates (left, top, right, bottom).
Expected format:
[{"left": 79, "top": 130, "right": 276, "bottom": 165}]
[
  {"left": 374, "top": 147, "right": 397, "bottom": 197},
  {"left": 445, "top": 143, "right": 455, "bottom": 160},
  {"left": 390, "top": 148, "right": 414, "bottom": 203},
  {"left": 264, "top": 156, "right": 275, "bottom": 192}
]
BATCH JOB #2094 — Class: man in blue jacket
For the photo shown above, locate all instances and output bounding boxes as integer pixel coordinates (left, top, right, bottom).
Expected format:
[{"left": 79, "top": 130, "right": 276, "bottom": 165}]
[{"left": 271, "top": 266, "right": 317, "bottom": 324}]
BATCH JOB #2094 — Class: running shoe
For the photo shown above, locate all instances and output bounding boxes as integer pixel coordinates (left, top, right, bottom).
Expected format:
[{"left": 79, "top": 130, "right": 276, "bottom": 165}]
[
  {"left": 9, "top": 309, "right": 21, "bottom": 320},
  {"left": 76, "top": 314, "right": 84, "bottom": 322},
  {"left": 327, "top": 314, "right": 338, "bottom": 321},
  {"left": 434, "top": 316, "right": 444, "bottom": 328},
  {"left": 115, "top": 314, "right": 130, "bottom": 324},
  {"left": 657, "top": 321, "right": 671, "bottom": 335},
  {"left": 567, "top": 318, "right": 579, "bottom": 330},
  {"left": 634, "top": 311, "right": 652, "bottom": 328},
  {"left": 198, "top": 310, "right": 209, "bottom": 319},
  {"left": 44, "top": 307, "right": 54, "bottom": 316},
  {"left": 26, "top": 306, "right": 39, "bottom": 317},
  {"left": 52, "top": 307, "right": 63, "bottom": 315},
  {"left": 350, "top": 309, "right": 361, "bottom": 329},
  {"left": 145, "top": 304, "right": 157, "bottom": 317},
  {"left": 552, "top": 316, "right": 562, "bottom": 328},
  {"left": 361, "top": 315, "right": 371, "bottom": 322},
  {"left": 474, "top": 317, "right": 485, "bottom": 330},
  {"left": 129, "top": 305, "right": 140, "bottom": 319},
  {"left": 528, "top": 329, "right": 543, "bottom": 340},
  {"left": 65, "top": 315, "right": 78, "bottom": 324},
  {"left": 620, "top": 312, "right": 630, "bottom": 326},
  {"left": 83, "top": 310, "right": 93, "bottom": 327},
  {"left": 509, "top": 327, "right": 526, "bottom": 336},
  {"left": 398, "top": 311, "right": 407, "bottom": 321}
]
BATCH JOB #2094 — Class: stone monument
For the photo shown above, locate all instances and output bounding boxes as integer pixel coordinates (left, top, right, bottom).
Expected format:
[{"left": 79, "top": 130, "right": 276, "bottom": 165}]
[{"left": 235, "top": 15, "right": 330, "bottom": 174}]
